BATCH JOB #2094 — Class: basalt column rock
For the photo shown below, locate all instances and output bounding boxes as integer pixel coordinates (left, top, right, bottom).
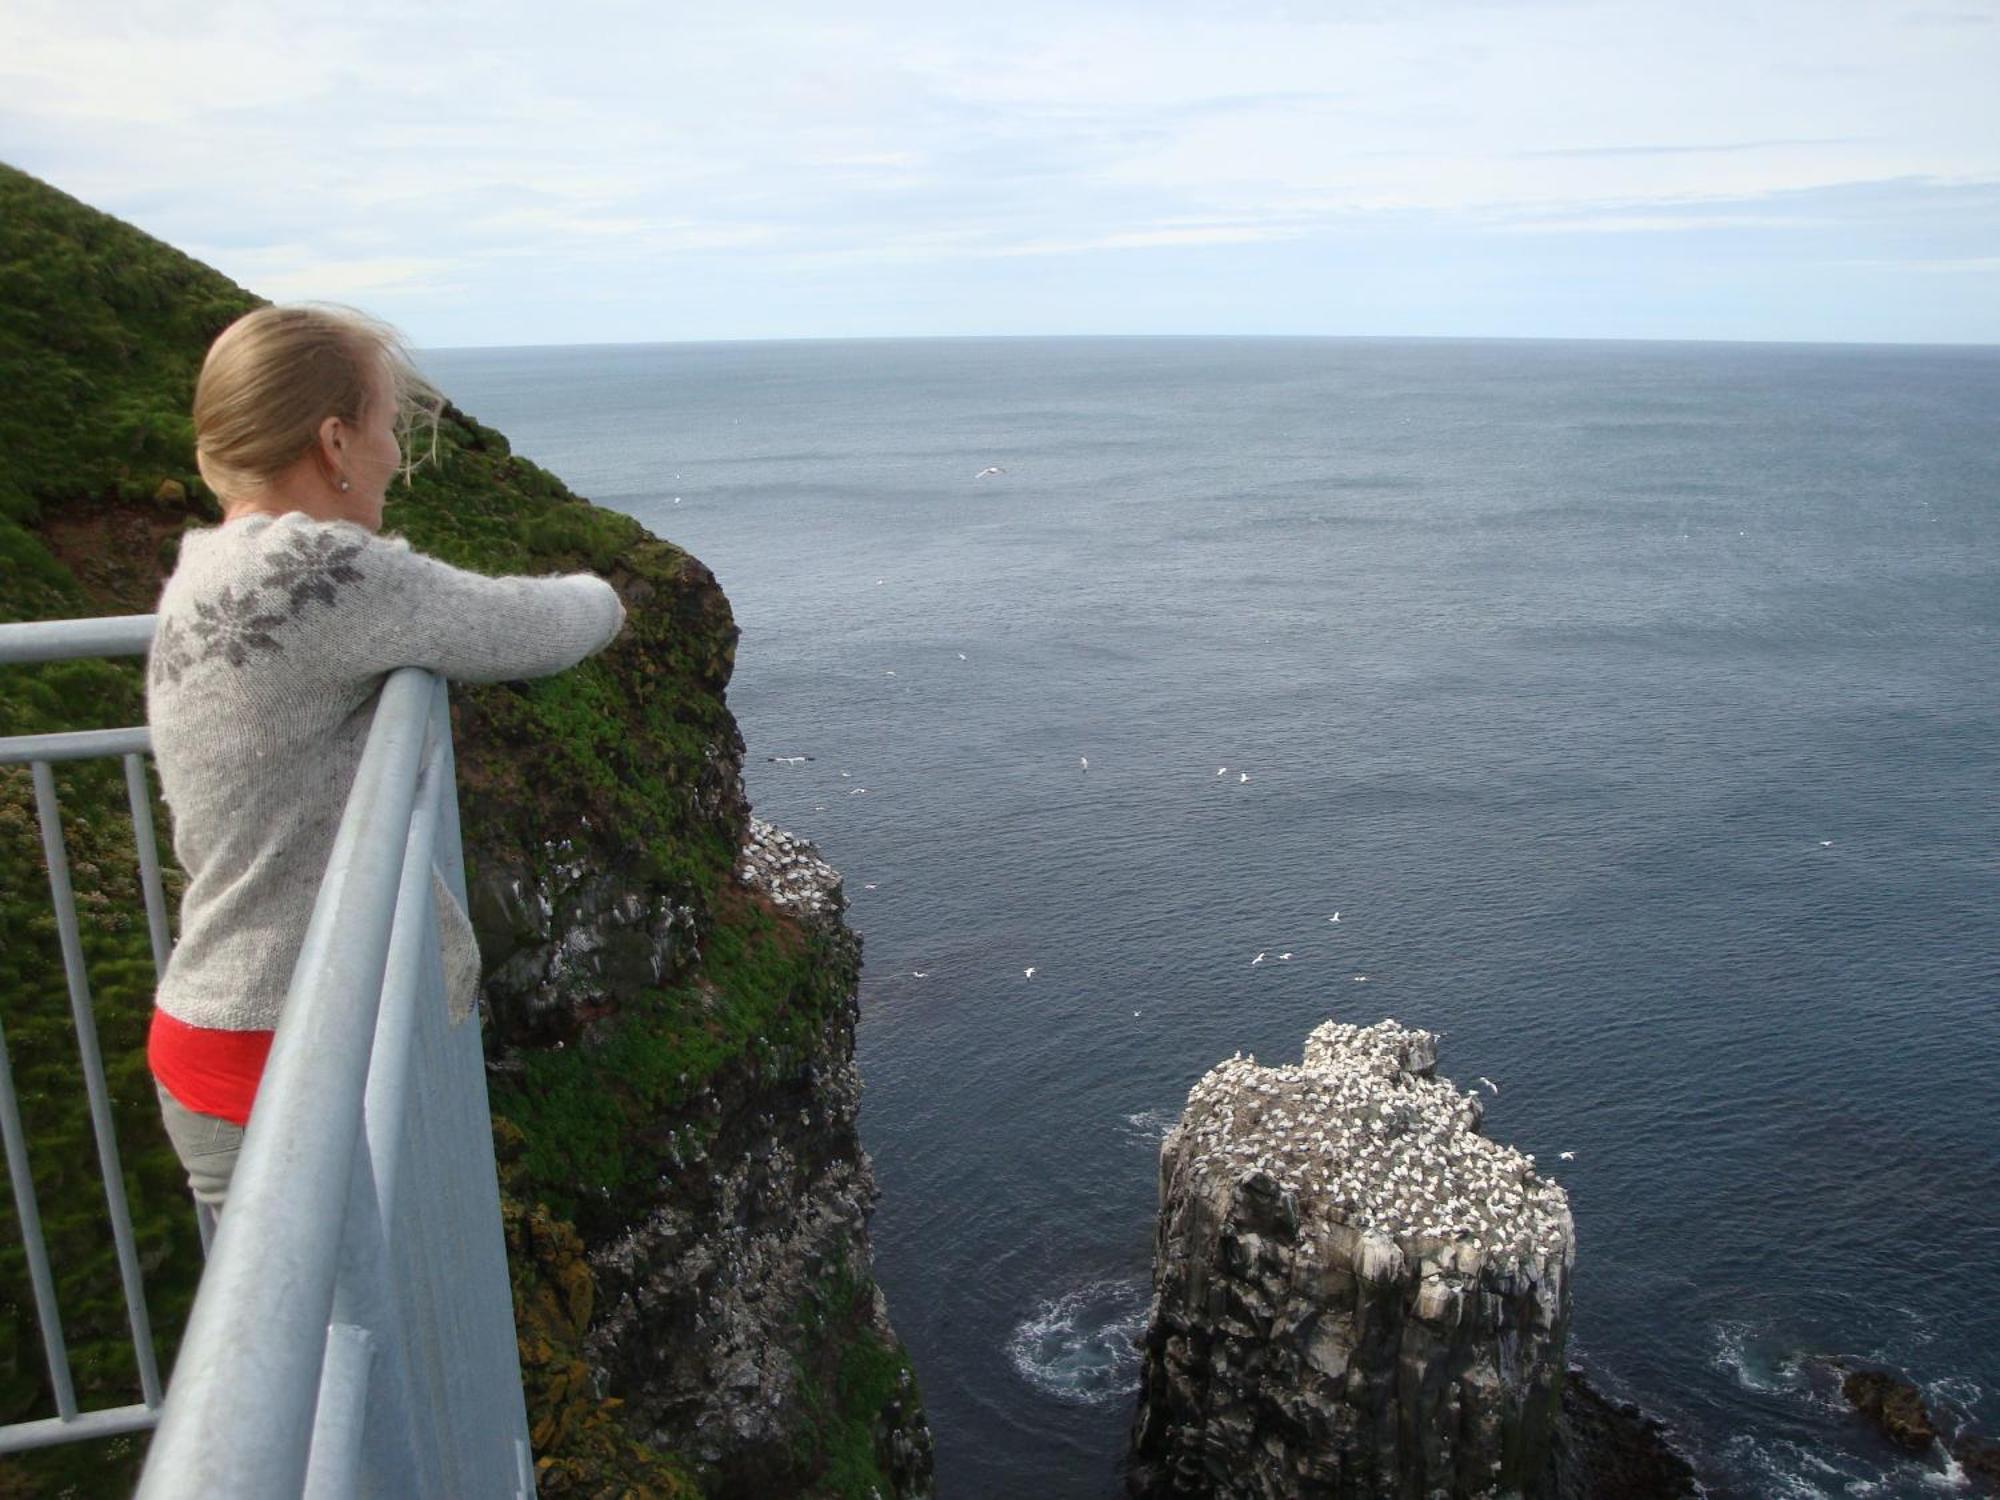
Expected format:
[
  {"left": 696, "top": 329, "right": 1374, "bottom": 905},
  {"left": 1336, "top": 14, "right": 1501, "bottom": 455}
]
[{"left": 1128, "top": 1020, "right": 1575, "bottom": 1500}]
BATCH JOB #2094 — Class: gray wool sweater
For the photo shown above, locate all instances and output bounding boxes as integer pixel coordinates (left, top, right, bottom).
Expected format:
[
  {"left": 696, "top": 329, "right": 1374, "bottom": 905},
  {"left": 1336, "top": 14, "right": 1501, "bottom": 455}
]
[{"left": 146, "top": 511, "right": 624, "bottom": 1033}]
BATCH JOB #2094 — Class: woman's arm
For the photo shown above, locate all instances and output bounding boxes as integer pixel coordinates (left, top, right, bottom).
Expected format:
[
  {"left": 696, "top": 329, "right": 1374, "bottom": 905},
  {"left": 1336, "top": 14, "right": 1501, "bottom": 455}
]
[{"left": 324, "top": 531, "right": 626, "bottom": 684}]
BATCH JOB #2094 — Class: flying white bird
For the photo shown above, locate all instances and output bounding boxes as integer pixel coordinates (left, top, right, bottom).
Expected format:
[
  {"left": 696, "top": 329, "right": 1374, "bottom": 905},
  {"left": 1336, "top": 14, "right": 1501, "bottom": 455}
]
[
  {"left": 1080, "top": 756, "right": 1089, "bottom": 770},
  {"left": 976, "top": 466, "right": 1006, "bottom": 478},
  {"left": 1559, "top": 1151, "right": 1576, "bottom": 1161},
  {"left": 1216, "top": 767, "right": 1228, "bottom": 776},
  {"left": 1024, "top": 967, "right": 1036, "bottom": 979},
  {"left": 863, "top": 883, "right": 877, "bottom": 890},
  {"left": 912, "top": 971, "right": 930, "bottom": 978},
  {"left": 1239, "top": 772, "right": 1250, "bottom": 783},
  {"left": 1819, "top": 839, "right": 1834, "bottom": 847},
  {"left": 1278, "top": 953, "right": 1293, "bottom": 961},
  {"left": 1352, "top": 974, "right": 1371, "bottom": 983},
  {"left": 1251, "top": 952, "right": 1266, "bottom": 966},
  {"left": 1477, "top": 1077, "right": 1499, "bottom": 1095},
  {"left": 1328, "top": 912, "right": 1341, "bottom": 923},
  {"left": 958, "top": 652, "right": 968, "bottom": 660}
]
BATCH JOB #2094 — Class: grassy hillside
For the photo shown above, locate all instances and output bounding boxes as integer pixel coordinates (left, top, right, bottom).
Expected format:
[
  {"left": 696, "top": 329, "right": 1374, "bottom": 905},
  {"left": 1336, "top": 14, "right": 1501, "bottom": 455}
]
[{"left": 0, "top": 162, "right": 902, "bottom": 1497}]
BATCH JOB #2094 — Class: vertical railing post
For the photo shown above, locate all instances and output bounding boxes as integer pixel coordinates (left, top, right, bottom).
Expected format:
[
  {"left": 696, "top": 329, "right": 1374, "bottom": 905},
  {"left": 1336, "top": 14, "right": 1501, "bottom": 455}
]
[
  {"left": 28, "top": 760, "right": 163, "bottom": 1409},
  {"left": 0, "top": 1009, "right": 78, "bottom": 1420}
]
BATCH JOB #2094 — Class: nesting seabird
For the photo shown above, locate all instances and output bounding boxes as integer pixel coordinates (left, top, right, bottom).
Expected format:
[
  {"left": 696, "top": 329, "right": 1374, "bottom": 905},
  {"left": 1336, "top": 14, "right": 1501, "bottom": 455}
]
[{"left": 1164, "top": 1018, "right": 1575, "bottom": 1268}]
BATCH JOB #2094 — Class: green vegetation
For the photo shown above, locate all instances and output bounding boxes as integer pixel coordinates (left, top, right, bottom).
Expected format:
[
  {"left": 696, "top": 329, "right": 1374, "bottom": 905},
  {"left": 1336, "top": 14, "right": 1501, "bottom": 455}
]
[
  {"left": 0, "top": 161, "right": 866, "bottom": 1495},
  {"left": 498, "top": 1154, "right": 705, "bottom": 1500},
  {"left": 490, "top": 894, "right": 856, "bottom": 1235},
  {"left": 789, "top": 1255, "right": 923, "bottom": 1498}
]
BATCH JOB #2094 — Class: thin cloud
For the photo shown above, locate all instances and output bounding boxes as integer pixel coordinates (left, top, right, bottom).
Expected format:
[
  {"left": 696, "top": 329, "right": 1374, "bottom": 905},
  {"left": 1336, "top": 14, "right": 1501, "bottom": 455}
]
[
  {"left": 1842, "top": 255, "right": 2000, "bottom": 272},
  {"left": 991, "top": 223, "right": 1309, "bottom": 256},
  {"left": 181, "top": 246, "right": 461, "bottom": 300},
  {"left": 1519, "top": 137, "right": 1875, "bottom": 159}
]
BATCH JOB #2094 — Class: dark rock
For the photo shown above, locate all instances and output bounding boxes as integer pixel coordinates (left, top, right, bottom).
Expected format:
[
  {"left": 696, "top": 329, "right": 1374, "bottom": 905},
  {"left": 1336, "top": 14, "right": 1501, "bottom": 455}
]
[
  {"left": 1544, "top": 1368, "right": 1700, "bottom": 1500},
  {"left": 1843, "top": 1367, "right": 1939, "bottom": 1451},
  {"left": 1953, "top": 1430, "right": 2000, "bottom": 1492}
]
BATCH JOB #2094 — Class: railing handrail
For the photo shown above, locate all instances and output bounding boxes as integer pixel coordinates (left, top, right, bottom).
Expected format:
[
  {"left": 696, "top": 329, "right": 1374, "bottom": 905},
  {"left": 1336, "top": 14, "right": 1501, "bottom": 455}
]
[
  {"left": 136, "top": 666, "right": 441, "bottom": 1493},
  {"left": 1, "top": 612, "right": 534, "bottom": 1496},
  {"left": 0, "top": 614, "right": 156, "bottom": 664}
]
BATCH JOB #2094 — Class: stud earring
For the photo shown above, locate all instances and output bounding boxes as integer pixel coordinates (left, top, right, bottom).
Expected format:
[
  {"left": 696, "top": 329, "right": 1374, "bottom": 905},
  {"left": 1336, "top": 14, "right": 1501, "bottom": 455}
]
[{"left": 338, "top": 478, "right": 351, "bottom": 492}]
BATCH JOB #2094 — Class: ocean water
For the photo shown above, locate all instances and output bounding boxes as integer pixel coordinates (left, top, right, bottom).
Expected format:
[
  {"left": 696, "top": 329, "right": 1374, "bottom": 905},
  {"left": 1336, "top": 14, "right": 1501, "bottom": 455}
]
[{"left": 422, "top": 336, "right": 2000, "bottom": 1499}]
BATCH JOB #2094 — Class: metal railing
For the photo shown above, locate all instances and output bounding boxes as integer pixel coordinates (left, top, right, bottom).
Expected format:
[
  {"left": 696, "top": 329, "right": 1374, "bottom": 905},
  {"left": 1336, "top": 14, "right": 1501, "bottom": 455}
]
[
  {"left": 0, "top": 615, "right": 167, "bottom": 1458},
  {"left": 0, "top": 615, "right": 535, "bottom": 1497}
]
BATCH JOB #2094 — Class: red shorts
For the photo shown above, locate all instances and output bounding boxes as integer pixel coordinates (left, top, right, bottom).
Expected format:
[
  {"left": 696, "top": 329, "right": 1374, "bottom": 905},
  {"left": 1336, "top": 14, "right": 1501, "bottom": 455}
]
[{"left": 148, "top": 1010, "right": 273, "bottom": 1127}]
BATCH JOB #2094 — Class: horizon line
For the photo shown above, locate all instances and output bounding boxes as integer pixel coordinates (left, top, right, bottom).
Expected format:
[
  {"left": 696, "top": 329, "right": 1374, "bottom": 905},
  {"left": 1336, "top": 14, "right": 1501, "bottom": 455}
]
[{"left": 420, "top": 329, "right": 2000, "bottom": 357}]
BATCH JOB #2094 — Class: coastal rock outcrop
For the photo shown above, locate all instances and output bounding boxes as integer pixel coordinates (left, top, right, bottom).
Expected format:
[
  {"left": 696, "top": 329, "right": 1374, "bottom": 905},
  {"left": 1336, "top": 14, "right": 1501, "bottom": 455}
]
[
  {"left": 576, "top": 823, "right": 935, "bottom": 1495},
  {"left": 1835, "top": 1364, "right": 2000, "bottom": 1494},
  {"left": 480, "top": 816, "right": 932, "bottom": 1496},
  {"left": 1128, "top": 1019, "right": 1574, "bottom": 1499}
]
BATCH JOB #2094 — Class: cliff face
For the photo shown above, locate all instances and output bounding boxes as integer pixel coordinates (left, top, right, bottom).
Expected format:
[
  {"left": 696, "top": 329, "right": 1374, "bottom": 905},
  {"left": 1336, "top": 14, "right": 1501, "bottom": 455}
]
[
  {"left": 0, "top": 161, "right": 931, "bottom": 1498},
  {"left": 480, "top": 818, "right": 934, "bottom": 1495}
]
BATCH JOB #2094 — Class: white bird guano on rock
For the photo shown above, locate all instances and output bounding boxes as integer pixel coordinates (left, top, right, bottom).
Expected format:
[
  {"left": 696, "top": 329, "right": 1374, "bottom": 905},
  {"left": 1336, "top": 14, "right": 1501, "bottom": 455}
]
[
  {"left": 1128, "top": 1018, "right": 1576, "bottom": 1499},
  {"left": 735, "top": 817, "right": 845, "bottom": 918}
]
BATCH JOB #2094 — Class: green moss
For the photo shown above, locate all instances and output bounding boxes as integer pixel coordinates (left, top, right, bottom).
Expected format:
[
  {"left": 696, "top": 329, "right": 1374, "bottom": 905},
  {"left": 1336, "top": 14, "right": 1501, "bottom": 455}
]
[
  {"left": 788, "top": 1255, "right": 922, "bottom": 1499},
  {"left": 490, "top": 896, "right": 854, "bottom": 1234}
]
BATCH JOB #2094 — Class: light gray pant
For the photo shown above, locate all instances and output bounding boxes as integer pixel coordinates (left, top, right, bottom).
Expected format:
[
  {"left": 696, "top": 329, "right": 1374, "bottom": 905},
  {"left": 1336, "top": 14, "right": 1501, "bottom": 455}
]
[{"left": 155, "top": 1082, "right": 243, "bottom": 1212}]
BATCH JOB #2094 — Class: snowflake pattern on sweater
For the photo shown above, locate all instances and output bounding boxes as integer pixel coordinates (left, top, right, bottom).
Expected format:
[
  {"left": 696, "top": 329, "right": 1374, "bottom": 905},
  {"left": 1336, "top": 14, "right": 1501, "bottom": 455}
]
[
  {"left": 258, "top": 529, "right": 367, "bottom": 612},
  {"left": 147, "top": 531, "right": 370, "bottom": 689}
]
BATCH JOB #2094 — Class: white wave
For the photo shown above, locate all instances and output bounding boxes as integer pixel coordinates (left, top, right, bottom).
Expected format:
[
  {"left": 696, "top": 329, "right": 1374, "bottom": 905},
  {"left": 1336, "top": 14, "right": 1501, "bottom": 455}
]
[
  {"left": 1919, "top": 1454, "right": 1969, "bottom": 1492},
  {"left": 1121, "top": 1108, "right": 1177, "bottom": 1145},
  {"left": 1709, "top": 1320, "right": 1809, "bottom": 1396},
  {"left": 1922, "top": 1373, "right": 1986, "bottom": 1415},
  {"left": 1719, "top": 1434, "right": 1837, "bottom": 1500},
  {"left": 1005, "top": 1276, "right": 1152, "bottom": 1406}
]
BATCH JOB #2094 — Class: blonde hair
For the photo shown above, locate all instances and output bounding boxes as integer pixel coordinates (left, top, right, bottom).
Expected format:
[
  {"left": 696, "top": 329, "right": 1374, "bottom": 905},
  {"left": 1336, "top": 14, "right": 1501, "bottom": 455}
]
[{"left": 193, "top": 303, "right": 443, "bottom": 498}]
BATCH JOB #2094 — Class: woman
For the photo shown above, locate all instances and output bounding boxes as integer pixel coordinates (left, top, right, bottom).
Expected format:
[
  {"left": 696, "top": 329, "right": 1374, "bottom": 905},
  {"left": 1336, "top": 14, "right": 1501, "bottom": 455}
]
[{"left": 146, "top": 303, "right": 625, "bottom": 1210}]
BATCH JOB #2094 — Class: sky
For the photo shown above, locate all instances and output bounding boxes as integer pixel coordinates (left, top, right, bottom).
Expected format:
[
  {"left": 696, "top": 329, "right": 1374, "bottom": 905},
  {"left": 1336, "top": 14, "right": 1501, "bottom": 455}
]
[{"left": 3, "top": 0, "right": 1998, "bottom": 348}]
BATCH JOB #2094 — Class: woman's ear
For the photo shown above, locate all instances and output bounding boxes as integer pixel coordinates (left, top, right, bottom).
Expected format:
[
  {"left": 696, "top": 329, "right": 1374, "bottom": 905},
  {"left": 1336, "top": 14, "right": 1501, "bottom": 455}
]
[{"left": 315, "top": 413, "right": 346, "bottom": 484}]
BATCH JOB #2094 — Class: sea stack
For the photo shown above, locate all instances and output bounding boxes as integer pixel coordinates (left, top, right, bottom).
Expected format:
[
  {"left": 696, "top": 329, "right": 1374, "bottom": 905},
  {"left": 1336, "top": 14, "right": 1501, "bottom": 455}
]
[{"left": 1128, "top": 1019, "right": 1575, "bottom": 1499}]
